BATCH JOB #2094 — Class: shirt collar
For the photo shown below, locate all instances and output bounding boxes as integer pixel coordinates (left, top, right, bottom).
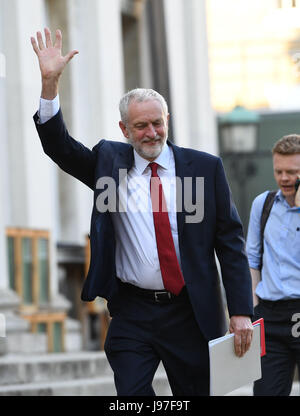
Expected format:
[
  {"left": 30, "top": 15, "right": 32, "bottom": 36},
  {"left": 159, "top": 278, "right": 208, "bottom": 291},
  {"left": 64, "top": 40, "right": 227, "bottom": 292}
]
[
  {"left": 276, "top": 189, "right": 283, "bottom": 202},
  {"left": 133, "top": 142, "right": 171, "bottom": 175},
  {"left": 277, "top": 189, "right": 300, "bottom": 211}
]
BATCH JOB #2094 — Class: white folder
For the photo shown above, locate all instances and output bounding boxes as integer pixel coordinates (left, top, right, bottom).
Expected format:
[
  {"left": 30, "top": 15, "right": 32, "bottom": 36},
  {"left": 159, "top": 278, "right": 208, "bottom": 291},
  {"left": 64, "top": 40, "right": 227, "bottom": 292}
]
[{"left": 209, "top": 323, "right": 262, "bottom": 396}]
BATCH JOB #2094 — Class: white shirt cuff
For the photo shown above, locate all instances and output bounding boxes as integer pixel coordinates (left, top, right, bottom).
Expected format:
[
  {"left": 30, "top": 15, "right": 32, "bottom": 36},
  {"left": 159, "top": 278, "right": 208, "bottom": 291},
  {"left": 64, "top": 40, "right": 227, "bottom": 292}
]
[{"left": 38, "top": 95, "right": 60, "bottom": 124}]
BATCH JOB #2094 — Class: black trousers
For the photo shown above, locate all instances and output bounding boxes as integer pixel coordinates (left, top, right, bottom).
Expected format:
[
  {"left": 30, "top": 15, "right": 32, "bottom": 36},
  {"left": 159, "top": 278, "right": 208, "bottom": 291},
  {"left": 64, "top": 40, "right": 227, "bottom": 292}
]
[
  {"left": 104, "top": 283, "right": 209, "bottom": 396},
  {"left": 253, "top": 298, "right": 300, "bottom": 396}
]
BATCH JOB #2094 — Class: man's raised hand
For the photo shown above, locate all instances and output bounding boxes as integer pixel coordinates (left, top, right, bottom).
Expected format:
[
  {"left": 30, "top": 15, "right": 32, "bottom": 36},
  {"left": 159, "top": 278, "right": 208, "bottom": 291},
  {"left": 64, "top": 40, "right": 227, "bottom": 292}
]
[{"left": 31, "top": 28, "right": 78, "bottom": 99}]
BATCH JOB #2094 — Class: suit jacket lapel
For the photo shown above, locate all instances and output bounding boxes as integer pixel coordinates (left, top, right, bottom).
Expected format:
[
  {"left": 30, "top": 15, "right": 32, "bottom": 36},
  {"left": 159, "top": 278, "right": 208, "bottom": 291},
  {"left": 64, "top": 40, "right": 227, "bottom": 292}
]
[{"left": 111, "top": 145, "right": 134, "bottom": 188}]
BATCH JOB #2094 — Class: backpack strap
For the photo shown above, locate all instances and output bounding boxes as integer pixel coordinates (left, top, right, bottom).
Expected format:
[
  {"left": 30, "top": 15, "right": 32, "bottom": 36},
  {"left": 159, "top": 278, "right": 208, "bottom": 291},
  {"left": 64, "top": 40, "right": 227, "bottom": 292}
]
[{"left": 259, "top": 190, "right": 277, "bottom": 270}]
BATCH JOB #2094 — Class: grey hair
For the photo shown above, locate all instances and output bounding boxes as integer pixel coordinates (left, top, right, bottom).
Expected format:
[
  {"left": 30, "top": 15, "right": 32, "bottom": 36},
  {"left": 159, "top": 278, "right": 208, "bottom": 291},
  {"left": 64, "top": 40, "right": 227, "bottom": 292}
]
[{"left": 119, "top": 88, "right": 168, "bottom": 125}]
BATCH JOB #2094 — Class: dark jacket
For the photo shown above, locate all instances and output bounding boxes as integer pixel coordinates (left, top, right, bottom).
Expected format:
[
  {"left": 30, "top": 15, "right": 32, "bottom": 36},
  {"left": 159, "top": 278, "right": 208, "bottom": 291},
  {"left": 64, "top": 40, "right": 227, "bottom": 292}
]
[{"left": 34, "top": 109, "right": 253, "bottom": 340}]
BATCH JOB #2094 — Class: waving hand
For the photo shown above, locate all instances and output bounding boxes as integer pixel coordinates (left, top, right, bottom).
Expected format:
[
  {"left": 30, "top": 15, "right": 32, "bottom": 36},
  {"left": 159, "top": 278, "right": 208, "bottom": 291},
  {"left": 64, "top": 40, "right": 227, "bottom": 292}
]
[{"left": 31, "top": 28, "right": 78, "bottom": 99}]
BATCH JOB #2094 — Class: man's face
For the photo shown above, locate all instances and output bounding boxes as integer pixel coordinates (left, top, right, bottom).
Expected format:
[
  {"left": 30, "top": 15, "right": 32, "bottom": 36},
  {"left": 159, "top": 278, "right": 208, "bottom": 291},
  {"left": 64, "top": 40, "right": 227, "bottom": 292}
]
[
  {"left": 119, "top": 99, "right": 169, "bottom": 161},
  {"left": 273, "top": 152, "right": 300, "bottom": 203}
]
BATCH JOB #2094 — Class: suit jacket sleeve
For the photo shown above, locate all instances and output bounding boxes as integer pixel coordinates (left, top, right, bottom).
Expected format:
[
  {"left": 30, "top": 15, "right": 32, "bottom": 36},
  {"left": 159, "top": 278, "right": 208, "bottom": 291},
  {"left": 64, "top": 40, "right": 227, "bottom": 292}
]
[
  {"left": 33, "top": 109, "right": 99, "bottom": 190},
  {"left": 214, "top": 158, "right": 253, "bottom": 317}
]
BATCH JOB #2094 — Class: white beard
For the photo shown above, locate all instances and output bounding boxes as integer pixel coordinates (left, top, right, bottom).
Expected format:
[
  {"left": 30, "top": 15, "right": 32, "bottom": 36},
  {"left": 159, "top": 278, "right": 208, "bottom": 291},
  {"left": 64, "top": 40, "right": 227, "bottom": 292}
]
[{"left": 127, "top": 134, "right": 167, "bottom": 161}]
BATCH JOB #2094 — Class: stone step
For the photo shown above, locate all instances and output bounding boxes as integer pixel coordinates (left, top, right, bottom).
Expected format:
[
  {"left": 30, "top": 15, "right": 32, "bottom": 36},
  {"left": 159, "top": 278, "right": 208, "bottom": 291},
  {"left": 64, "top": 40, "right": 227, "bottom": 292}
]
[
  {"left": 0, "top": 371, "right": 171, "bottom": 396},
  {"left": 0, "top": 351, "right": 112, "bottom": 386},
  {"left": 0, "top": 375, "right": 115, "bottom": 396},
  {"left": 0, "top": 372, "right": 171, "bottom": 396},
  {"left": 0, "top": 351, "right": 172, "bottom": 396}
]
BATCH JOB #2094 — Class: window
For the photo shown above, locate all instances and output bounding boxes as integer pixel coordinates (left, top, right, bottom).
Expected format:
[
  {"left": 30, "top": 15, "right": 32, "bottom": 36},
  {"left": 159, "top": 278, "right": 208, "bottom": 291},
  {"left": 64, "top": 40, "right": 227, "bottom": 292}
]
[
  {"left": 23, "top": 313, "right": 65, "bottom": 352},
  {"left": 6, "top": 228, "right": 65, "bottom": 352},
  {"left": 27, "top": 314, "right": 65, "bottom": 352},
  {"left": 6, "top": 228, "right": 50, "bottom": 308}
]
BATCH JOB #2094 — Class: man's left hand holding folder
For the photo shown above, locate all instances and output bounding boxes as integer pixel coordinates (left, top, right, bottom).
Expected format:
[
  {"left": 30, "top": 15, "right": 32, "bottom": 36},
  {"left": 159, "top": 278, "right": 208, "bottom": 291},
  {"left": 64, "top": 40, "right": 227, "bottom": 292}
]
[{"left": 229, "top": 316, "right": 253, "bottom": 357}]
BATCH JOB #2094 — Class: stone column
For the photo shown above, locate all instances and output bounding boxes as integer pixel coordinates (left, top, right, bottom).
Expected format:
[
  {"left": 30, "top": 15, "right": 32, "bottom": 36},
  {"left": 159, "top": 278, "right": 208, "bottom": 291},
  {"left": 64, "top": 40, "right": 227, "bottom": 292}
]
[
  {"left": 2, "top": 0, "right": 70, "bottom": 342},
  {"left": 0, "top": 0, "right": 29, "bottom": 355},
  {"left": 183, "top": 0, "right": 218, "bottom": 155},
  {"left": 163, "top": 0, "right": 218, "bottom": 155},
  {"left": 0, "top": 4, "right": 9, "bottom": 292},
  {"left": 162, "top": 0, "right": 190, "bottom": 148},
  {"left": 50, "top": 0, "right": 125, "bottom": 245}
]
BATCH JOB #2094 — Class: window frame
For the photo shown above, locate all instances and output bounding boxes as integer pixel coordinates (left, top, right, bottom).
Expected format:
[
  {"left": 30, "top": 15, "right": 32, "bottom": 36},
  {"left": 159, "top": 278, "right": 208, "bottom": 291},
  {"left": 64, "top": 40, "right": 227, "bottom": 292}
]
[{"left": 6, "top": 228, "right": 51, "bottom": 312}]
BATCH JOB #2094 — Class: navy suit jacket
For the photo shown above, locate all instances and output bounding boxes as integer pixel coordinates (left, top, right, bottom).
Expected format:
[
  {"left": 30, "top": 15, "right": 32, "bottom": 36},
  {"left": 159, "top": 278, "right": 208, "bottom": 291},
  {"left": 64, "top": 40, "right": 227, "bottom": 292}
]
[{"left": 34, "top": 109, "right": 253, "bottom": 341}]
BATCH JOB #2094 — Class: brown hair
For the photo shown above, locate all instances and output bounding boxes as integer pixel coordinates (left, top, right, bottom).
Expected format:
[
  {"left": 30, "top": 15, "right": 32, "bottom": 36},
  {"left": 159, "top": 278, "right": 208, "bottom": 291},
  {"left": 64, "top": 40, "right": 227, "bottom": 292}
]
[{"left": 272, "top": 134, "right": 300, "bottom": 155}]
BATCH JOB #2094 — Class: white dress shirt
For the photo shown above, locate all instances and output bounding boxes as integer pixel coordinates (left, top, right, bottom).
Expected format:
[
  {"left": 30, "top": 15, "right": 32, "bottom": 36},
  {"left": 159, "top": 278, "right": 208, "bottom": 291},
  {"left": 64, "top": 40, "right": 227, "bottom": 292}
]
[
  {"left": 38, "top": 96, "right": 60, "bottom": 123},
  {"left": 39, "top": 96, "right": 181, "bottom": 290}
]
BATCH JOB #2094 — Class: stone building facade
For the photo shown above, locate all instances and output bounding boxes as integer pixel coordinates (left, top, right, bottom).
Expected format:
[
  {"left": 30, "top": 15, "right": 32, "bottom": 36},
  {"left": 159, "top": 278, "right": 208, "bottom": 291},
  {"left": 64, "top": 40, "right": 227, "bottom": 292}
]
[{"left": 0, "top": 0, "right": 217, "bottom": 355}]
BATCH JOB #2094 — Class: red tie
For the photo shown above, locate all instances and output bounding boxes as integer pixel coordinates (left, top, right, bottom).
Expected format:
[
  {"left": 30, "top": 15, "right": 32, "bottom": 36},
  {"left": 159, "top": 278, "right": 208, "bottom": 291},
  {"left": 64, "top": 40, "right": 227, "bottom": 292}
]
[{"left": 149, "top": 162, "right": 185, "bottom": 295}]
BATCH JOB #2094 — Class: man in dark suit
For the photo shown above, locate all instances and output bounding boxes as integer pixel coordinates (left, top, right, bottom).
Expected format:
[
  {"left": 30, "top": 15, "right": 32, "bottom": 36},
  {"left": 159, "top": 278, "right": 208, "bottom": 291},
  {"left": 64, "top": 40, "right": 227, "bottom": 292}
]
[{"left": 31, "top": 28, "right": 253, "bottom": 396}]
